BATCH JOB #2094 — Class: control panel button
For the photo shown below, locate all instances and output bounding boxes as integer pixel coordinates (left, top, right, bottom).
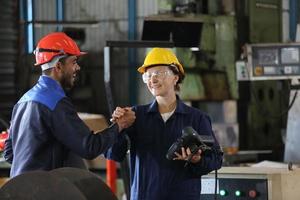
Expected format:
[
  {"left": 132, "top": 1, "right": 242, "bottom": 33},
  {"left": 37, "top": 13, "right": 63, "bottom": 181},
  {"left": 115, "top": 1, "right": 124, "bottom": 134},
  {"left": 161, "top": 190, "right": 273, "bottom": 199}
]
[
  {"left": 249, "top": 190, "right": 258, "bottom": 198},
  {"left": 219, "top": 189, "right": 228, "bottom": 196}
]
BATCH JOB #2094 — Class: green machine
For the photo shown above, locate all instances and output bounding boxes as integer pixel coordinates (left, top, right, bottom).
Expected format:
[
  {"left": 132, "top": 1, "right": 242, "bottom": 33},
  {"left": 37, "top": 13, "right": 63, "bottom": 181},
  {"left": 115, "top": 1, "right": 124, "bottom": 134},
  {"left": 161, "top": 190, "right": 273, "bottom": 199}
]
[{"left": 236, "top": 0, "right": 287, "bottom": 159}]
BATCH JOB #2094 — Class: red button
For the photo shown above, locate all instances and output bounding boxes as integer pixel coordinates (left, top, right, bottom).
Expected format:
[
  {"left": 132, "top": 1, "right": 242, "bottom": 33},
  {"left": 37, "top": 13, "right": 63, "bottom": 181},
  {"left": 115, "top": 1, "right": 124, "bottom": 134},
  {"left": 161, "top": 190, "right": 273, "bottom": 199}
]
[{"left": 248, "top": 190, "right": 257, "bottom": 198}]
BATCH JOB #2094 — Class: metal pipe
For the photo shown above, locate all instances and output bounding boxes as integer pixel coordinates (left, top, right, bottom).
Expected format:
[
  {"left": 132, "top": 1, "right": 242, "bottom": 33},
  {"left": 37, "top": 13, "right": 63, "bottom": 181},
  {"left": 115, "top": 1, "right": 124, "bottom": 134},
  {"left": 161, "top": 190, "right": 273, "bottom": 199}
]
[
  {"left": 289, "top": 0, "right": 298, "bottom": 41},
  {"left": 128, "top": 0, "right": 137, "bottom": 105},
  {"left": 282, "top": 0, "right": 290, "bottom": 41},
  {"left": 56, "top": 0, "right": 64, "bottom": 31}
]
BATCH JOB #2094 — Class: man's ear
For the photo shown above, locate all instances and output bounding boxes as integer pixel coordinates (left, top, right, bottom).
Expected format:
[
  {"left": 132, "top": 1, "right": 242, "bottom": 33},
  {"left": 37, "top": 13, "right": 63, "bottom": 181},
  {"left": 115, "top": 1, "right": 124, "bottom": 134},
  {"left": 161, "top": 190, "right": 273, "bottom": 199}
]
[{"left": 54, "top": 62, "right": 63, "bottom": 72}]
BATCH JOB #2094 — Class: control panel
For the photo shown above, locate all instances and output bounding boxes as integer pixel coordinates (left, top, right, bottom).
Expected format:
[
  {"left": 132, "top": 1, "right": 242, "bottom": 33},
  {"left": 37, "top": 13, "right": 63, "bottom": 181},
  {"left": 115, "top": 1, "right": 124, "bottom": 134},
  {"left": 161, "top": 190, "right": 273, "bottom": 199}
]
[
  {"left": 236, "top": 43, "right": 300, "bottom": 81},
  {"left": 201, "top": 178, "right": 267, "bottom": 199},
  {"left": 201, "top": 167, "right": 300, "bottom": 200}
]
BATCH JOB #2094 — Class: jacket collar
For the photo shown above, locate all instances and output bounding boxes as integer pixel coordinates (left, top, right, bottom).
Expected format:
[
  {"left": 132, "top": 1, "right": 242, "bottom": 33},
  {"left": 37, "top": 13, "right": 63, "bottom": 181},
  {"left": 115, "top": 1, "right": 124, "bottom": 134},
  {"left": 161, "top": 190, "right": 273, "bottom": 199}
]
[{"left": 38, "top": 75, "right": 65, "bottom": 96}]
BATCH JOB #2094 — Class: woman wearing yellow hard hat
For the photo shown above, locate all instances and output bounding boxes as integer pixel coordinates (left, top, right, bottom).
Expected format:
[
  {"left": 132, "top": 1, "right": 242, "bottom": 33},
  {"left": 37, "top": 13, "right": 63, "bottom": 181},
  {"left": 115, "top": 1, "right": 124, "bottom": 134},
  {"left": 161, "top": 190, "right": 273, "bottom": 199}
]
[{"left": 107, "top": 48, "right": 223, "bottom": 200}]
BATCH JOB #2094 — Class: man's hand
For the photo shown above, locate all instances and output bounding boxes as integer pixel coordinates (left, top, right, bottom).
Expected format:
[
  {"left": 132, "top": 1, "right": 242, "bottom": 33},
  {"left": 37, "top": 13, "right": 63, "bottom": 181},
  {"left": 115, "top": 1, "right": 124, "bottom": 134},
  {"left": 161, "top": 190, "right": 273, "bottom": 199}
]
[
  {"left": 111, "top": 107, "right": 136, "bottom": 132},
  {"left": 173, "top": 147, "right": 202, "bottom": 163}
]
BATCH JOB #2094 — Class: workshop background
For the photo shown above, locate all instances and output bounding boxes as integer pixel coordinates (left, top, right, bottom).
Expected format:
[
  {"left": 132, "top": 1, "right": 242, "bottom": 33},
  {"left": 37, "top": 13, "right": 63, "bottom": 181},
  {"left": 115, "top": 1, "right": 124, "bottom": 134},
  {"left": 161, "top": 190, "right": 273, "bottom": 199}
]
[{"left": 1, "top": 0, "right": 300, "bottom": 199}]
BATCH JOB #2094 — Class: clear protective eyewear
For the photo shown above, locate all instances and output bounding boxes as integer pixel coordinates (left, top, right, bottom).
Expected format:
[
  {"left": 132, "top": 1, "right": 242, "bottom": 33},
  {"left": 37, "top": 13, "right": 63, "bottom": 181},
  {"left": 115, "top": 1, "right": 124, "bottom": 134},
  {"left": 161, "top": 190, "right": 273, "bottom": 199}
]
[{"left": 142, "top": 70, "right": 173, "bottom": 83}]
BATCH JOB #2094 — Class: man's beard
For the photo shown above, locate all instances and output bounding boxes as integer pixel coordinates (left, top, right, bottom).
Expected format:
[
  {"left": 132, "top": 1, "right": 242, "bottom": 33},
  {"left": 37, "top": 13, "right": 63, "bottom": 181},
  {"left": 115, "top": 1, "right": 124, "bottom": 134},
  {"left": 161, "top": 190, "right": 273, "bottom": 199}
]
[{"left": 60, "top": 71, "right": 76, "bottom": 90}]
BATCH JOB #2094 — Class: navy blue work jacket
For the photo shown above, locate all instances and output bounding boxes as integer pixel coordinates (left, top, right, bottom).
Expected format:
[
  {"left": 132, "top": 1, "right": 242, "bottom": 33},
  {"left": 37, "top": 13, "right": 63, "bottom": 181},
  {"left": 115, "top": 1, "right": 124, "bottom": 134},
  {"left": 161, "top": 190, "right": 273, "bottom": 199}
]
[
  {"left": 4, "top": 75, "right": 118, "bottom": 177},
  {"left": 106, "top": 98, "right": 223, "bottom": 200}
]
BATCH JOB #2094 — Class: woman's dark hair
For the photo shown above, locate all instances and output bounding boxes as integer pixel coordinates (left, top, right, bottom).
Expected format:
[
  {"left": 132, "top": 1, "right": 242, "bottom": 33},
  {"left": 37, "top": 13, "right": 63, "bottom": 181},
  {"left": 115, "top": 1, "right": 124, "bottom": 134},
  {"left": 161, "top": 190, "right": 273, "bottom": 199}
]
[{"left": 168, "top": 64, "right": 185, "bottom": 91}]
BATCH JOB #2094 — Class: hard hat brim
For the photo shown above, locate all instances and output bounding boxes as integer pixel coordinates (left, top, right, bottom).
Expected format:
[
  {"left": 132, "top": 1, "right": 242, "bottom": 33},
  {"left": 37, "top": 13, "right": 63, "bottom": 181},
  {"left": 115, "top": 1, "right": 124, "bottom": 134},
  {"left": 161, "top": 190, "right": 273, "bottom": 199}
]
[
  {"left": 79, "top": 51, "right": 87, "bottom": 56},
  {"left": 34, "top": 51, "right": 87, "bottom": 66},
  {"left": 137, "top": 63, "right": 184, "bottom": 75},
  {"left": 137, "top": 65, "right": 147, "bottom": 73}
]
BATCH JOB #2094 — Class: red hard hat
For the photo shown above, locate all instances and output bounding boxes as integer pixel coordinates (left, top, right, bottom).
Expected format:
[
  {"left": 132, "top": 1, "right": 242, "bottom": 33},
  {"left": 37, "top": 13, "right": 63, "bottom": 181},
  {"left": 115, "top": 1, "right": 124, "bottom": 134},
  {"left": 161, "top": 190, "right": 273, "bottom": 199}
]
[{"left": 34, "top": 32, "right": 86, "bottom": 66}]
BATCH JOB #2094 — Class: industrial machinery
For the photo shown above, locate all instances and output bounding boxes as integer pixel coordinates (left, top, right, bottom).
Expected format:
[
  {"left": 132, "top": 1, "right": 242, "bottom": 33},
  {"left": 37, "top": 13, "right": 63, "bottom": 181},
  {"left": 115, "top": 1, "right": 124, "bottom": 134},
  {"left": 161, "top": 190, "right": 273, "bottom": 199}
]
[
  {"left": 201, "top": 167, "right": 300, "bottom": 200},
  {"left": 236, "top": 43, "right": 300, "bottom": 163}
]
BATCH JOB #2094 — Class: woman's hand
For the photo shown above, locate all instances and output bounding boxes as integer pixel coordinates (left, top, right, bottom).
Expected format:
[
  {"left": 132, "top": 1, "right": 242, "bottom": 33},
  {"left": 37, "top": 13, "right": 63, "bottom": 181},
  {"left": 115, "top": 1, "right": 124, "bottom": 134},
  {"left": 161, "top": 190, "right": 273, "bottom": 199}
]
[
  {"left": 111, "top": 107, "right": 136, "bottom": 132},
  {"left": 173, "top": 147, "right": 202, "bottom": 163}
]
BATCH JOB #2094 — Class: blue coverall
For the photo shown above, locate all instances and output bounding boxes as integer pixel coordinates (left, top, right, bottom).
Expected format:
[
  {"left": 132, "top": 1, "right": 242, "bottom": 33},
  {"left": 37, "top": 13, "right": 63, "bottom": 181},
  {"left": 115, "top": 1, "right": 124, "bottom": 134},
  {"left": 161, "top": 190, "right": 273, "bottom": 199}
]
[
  {"left": 4, "top": 75, "right": 119, "bottom": 177},
  {"left": 106, "top": 98, "right": 223, "bottom": 200}
]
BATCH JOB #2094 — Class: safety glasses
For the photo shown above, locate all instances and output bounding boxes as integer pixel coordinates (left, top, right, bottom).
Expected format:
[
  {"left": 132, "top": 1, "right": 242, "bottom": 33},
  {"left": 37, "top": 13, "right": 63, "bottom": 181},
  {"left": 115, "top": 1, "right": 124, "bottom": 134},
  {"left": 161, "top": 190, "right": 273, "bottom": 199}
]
[{"left": 142, "top": 70, "right": 173, "bottom": 83}]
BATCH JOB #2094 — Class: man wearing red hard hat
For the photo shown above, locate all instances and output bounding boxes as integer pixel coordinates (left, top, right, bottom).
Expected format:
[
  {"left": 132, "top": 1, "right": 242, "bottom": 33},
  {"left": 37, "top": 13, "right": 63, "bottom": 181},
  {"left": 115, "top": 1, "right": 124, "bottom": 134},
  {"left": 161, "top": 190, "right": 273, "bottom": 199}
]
[{"left": 4, "top": 32, "right": 135, "bottom": 177}]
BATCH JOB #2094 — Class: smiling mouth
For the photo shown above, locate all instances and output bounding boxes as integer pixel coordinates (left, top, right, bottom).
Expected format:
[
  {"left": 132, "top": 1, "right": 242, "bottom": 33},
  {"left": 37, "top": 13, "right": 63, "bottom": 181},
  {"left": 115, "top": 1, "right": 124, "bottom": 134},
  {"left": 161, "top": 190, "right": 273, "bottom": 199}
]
[{"left": 151, "top": 84, "right": 161, "bottom": 89}]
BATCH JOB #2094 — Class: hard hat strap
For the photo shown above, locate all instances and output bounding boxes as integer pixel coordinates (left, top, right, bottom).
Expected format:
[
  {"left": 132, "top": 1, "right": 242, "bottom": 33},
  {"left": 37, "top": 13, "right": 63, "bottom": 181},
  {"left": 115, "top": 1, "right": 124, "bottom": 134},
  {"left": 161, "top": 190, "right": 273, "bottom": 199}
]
[
  {"left": 169, "top": 64, "right": 180, "bottom": 72},
  {"left": 41, "top": 55, "right": 67, "bottom": 71}
]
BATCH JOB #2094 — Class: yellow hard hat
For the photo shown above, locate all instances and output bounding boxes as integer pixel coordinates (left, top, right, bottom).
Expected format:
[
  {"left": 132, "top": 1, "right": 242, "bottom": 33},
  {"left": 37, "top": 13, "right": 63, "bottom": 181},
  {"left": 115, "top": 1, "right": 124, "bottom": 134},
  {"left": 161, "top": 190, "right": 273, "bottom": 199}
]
[{"left": 137, "top": 48, "right": 184, "bottom": 75}]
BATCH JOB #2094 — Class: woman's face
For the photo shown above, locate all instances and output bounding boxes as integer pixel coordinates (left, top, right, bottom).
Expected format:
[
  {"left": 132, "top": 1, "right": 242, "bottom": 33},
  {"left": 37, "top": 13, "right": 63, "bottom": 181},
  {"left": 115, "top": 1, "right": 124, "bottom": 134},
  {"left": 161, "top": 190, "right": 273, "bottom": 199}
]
[{"left": 143, "top": 66, "right": 179, "bottom": 97}]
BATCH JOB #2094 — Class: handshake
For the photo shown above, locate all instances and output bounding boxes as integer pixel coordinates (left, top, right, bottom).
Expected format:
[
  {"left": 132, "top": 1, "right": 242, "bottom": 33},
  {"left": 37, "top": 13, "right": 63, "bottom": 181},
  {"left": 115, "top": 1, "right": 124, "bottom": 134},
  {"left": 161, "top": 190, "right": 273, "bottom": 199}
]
[{"left": 111, "top": 107, "right": 136, "bottom": 132}]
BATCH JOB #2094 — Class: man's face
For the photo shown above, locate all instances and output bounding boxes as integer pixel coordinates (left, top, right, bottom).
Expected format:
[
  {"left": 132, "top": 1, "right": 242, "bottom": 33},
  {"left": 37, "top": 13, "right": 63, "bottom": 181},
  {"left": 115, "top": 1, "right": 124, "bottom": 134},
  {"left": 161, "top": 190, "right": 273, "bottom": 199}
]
[{"left": 59, "top": 56, "right": 80, "bottom": 89}]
